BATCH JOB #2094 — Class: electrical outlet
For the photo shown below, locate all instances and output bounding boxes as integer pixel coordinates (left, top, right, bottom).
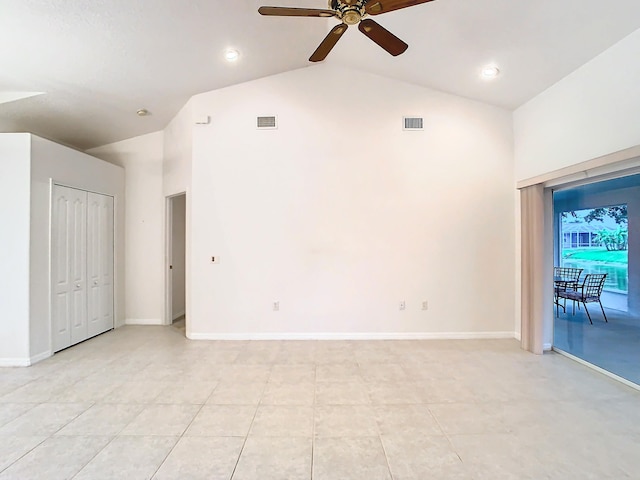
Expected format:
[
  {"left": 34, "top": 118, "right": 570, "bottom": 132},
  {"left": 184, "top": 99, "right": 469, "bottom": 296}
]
[
  {"left": 399, "top": 301, "right": 406, "bottom": 311},
  {"left": 273, "top": 301, "right": 279, "bottom": 312},
  {"left": 422, "top": 301, "right": 429, "bottom": 311}
]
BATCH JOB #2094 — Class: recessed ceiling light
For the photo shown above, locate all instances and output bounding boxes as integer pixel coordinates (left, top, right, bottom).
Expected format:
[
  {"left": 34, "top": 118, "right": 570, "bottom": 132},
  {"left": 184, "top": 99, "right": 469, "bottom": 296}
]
[
  {"left": 481, "top": 65, "right": 500, "bottom": 79},
  {"left": 225, "top": 49, "right": 240, "bottom": 62},
  {"left": 136, "top": 109, "right": 150, "bottom": 116}
]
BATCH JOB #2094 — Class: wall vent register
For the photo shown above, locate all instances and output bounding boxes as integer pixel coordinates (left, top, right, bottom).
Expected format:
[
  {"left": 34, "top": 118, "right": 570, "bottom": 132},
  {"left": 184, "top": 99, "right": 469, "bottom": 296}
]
[
  {"left": 257, "top": 115, "right": 277, "bottom": 129},
  {"left": 403, "top": 116, "right": 424, "bottom": 130}
]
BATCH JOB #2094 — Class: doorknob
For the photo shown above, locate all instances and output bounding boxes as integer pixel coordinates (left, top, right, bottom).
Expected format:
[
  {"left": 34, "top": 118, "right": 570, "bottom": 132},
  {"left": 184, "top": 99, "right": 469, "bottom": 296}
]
[
  {"left": 169, "top": 265, "right": 173, "bottom": 270},
  {"left": 75, "top": 283, "right": 81, "bottom": 288},
  {"left": 93, "top": 280, "right": 98, "bottom": 285}
]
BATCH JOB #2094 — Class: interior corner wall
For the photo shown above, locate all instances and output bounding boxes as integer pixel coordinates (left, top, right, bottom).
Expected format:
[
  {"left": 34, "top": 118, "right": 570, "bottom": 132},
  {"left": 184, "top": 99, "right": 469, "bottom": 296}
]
[
  {"left": 189, "top": 65, "right": 516, "bottom": 339},
  {"left": 163, "top": 100, "right": 193, "bottom": 197},
  {"left": 163, "top": 99, "right": 193, "bottom": 332},
  {"left": 514, "top": 28, "right": 640, "bottom": 181},
  {"left": 88, "top": 131, "right": 164, "bottom": 325},
  {"left": 0, "top": 133, "right": 31, "bottom": 364},
  {"left": 30, "top": 135, "right": 125, "bottom": 360}
]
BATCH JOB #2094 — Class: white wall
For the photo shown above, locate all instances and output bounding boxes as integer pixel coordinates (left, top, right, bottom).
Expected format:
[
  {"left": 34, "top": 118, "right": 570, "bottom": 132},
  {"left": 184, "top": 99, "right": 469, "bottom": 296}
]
[
  {"left": 30, "top": 135, "right": 125, "bottom": 359},
  {"left": 189, "top": 65, "right": 515, "bottom": 339},
  {"left": 514, "top": 28, "right": 640, "bottom": 181},
  {"left": 163, "top": 100, "right": 193, "bottom": 197},
  {"left": 171, "top": 194, "right": 186, "bottom": 320},
  {"left": 89, "top": 132, "right": 164, "bottom": 324},
  {"left": 0, "top": 134, "right": 31, "bottom": 364}
]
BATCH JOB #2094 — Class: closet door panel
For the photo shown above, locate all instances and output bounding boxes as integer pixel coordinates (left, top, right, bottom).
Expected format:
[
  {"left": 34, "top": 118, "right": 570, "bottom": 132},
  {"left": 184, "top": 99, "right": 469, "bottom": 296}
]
[
  {"left": 68, "top": 190, "right": 88, "bottom": 345},
  {"left": 87, "top": 192, "right": 114, "bottom": 337},
  {"left": 52, "top": 186, "right": 88, "bottom": 351},
  {"left": 52, "top": 188, "right": 71, "bottom": 352}
]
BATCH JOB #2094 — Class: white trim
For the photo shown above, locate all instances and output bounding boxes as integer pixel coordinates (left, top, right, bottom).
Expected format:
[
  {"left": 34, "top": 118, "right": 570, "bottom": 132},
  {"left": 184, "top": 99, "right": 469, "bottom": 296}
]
[
  {"left": 30, "top": 350, "right": 52, "bottom": 365},
  {"left": 165, "top": 195, "right": 173, "bottom": 326},
  {"left": 516, "top": 144, "right": 640, "bottom": 189},
  {"left": 0, "top": 349, "right": 51, "bottom": 367},
  {"left": 514, "top": 331, "right": 522, "bottom": 341},
  {"left": 187, "top": 331, "right": 517, "bottom": 341},
  {"left": 553, "top": 347, "right": 640, "bottom": 392},
  {"left": 0, "top": 357, "right": 32, "bottom": 367},
  {"left": 165, "top": 192, "right": 187, "bottom": 327},
  {"left": 125, "top": 318, "right": 164, "bottom": 325},
  {"left": 543, "top": 343, "right": 552, "bottom": 351}
]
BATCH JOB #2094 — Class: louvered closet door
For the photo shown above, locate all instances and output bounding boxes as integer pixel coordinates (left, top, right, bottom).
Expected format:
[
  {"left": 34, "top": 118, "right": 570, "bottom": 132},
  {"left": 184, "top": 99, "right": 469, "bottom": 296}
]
[
  {"left": 52, "top": 185, "right": 88, "bottom": 352},
  {"left": 87, "top": 192, "right": 114, "bottom": 337}
]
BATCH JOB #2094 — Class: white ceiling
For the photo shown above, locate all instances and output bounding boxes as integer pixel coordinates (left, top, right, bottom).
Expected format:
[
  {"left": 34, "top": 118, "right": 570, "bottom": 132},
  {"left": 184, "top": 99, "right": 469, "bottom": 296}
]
[{"left": 1, "top": 0, "right": 640, "bottom": 150}]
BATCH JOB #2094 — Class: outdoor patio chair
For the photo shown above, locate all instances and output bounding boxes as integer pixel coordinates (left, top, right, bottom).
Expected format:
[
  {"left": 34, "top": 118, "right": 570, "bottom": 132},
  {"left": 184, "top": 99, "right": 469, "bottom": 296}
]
[
  {"left": 557, "top": 273, "right": 608, "bottom": 324},
  {"left": 553, "top": 267, "right": 583, "bottom": 316}
]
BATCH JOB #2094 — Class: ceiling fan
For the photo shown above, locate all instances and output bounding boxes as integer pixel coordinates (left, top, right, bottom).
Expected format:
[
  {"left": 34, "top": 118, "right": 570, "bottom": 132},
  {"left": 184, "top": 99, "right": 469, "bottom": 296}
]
[{"left": 258, "top": 0, "right": 435, "bottom": 62}]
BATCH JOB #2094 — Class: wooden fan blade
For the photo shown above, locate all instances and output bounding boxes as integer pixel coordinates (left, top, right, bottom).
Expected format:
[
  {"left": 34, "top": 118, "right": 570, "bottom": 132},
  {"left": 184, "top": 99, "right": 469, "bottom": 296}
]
[
  {"left": 358, "top": 19, "right": 408, "bottom": 56},
  {"left": 258, "top": 6, "right": 335, "bottom": 17},
  {"left": 364, "top": 0, "right": 435, "bottom": 15},
  {"left": 309, "top": 24, "right": 348, "bottom": 62}
]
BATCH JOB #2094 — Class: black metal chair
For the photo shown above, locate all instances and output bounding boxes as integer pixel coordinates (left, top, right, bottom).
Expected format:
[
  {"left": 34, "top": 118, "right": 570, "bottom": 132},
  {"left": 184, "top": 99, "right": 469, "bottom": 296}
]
[
  {"left": 553, "top": 267, "right": 583, "bottom": 316},
  {"left": 557, "top": 273, "right": 608, "bottom": 324}
]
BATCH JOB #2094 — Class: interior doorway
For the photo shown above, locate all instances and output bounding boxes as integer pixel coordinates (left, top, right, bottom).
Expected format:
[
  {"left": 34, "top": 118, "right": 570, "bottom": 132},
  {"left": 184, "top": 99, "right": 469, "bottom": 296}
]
[{"left": 166, "top": 193, "right": 186, "bottom": 334}]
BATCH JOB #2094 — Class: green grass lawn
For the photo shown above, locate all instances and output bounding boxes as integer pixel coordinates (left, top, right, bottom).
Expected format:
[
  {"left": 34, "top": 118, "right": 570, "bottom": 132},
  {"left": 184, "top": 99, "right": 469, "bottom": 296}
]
[{"left": 562, "top": 248, "right": 628, "bottom": 264}]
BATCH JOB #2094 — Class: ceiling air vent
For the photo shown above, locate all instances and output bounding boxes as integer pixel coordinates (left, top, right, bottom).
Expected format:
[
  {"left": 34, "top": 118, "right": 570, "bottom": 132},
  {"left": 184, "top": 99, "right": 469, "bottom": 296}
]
[
  {"left": 403, "top": 116, "right": 424, "bottom": 131},
  {"left": 257, "top": 115, "right": 277, "bottom": 129}
]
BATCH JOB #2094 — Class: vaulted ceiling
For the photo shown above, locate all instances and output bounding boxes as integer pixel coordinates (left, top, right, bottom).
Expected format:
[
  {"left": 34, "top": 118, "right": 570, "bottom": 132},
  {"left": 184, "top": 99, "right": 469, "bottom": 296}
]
[{"left": 2, "top": 0, "right": 640, "bottom": 150}]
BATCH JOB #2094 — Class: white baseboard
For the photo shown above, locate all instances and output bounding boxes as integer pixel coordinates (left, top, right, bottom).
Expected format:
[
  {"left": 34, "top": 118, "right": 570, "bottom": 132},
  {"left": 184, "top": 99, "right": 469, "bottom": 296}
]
[
  {"left": 187, "top": 331, "right": 517, "bottom": 341},
  {"left": 30, "top": 350, "right": 52, "bottom": 365},
  {"left": 543, "top": 343, "right": 552, "bottom": 351},
  {"left": 125, "top": 318, "right": 163, "bottom": 325},
  {"left": 514, "top": 331, "right": 522, "bottom": 341},
  {"left": 0, "top": 350, "right": 51, "bottom": 367},
  {"left": 0, "top": 357, "right": 32, "bottom": 367}
]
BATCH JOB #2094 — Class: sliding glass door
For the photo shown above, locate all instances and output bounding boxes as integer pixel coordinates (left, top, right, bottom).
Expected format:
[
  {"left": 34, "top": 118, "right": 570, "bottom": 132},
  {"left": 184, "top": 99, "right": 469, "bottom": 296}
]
[{"left": 553, "top": 173, "right": 639, "bottom": 385}]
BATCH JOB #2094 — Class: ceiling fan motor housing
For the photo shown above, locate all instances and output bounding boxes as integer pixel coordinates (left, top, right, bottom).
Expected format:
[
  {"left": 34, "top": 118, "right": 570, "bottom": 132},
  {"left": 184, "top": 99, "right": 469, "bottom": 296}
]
[{"left": 331, "top": 0, "right": 367, "bottom": 24}]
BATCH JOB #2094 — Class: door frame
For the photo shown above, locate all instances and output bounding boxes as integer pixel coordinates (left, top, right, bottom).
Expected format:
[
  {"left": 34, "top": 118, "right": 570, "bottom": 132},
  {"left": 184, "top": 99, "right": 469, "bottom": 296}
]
[{"left": 165, "top": 192, "right": 187, "bottom": 326}]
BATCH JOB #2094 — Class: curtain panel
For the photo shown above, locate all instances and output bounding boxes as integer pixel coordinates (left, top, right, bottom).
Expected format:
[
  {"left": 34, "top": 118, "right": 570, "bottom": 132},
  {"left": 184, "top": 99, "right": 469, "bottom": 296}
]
[{"left": 520, "top": 183, "right": 545, "bottom": 354}]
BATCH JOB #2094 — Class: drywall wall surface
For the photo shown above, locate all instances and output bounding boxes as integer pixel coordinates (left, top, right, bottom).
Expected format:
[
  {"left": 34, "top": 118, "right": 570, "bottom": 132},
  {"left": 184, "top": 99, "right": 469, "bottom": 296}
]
[
  {"left": 89, "top": 131, "right": 164, "bottom": 324},
  {"left": 188, "top": 65, "right": 516, "bottom": 338},
  {"left": 514, "top": 28, "right": 640, "bottom": 181},
  {"left": 164, "top": 100, "right": 193, "bottom": 197},
  {"left": 30, "top": 135, "right": 125, "bottom": 359},
  {"left": 0, "top": 133, "right": 31, "bottom": 363}
]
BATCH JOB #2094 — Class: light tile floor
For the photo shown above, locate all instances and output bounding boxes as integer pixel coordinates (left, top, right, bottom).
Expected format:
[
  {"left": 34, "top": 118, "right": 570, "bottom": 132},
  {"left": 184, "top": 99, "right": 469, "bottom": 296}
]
[{"left": 1, "top": 326, "right": 639, "bottom": 479}]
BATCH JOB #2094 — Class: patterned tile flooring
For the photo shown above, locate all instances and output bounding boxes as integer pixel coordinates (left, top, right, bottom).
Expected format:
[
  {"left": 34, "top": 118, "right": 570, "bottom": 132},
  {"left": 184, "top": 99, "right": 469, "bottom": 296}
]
[{"left": 1, "top": 326, "right": 639, "bottom": 479}]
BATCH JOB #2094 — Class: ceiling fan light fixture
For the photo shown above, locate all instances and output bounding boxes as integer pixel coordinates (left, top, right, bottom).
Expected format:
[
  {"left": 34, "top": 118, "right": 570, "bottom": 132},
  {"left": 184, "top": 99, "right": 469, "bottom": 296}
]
[
  {"left": 342, "top": 10, "right": 361, "bottom": 25},
  {"left": 481, "top": 65, "right": 500, "bottom": 79},
  {"left": 225, "top": 49, "right": 240, "bottom": 62}
]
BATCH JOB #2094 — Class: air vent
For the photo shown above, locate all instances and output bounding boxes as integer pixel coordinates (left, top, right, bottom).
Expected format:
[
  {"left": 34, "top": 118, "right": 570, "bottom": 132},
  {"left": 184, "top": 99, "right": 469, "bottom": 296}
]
[
  {"left": 403, "top": 116, "right": 424, "bottom": 131},
  {"left": 257, "top": 115, "right": 277, "bottom": 129}
]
